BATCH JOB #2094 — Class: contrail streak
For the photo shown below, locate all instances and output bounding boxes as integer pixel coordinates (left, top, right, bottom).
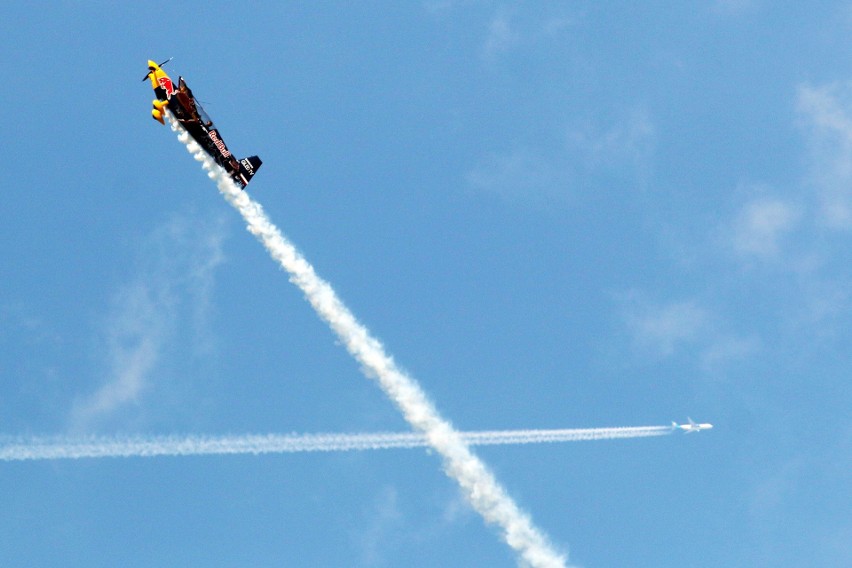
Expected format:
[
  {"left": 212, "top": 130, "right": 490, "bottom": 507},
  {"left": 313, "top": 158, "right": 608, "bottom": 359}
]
[
  {"left": 167, "top": 114, "right": 567, "bottom": 567},
  {"left": 0, "top": 426, "right": 672, "bottom": 461}
]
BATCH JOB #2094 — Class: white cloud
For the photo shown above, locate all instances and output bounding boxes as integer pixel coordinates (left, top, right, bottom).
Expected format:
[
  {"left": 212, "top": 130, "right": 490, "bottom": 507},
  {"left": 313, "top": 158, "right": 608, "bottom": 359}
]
[
  {"left": 468, "top": 109, "right": 655, "bottom": 204},
  {"left": 708, "top": 82, "right": 852, "bottom": 333},
  {"left": 622, "top": 293, "right": 757, "bottom": 367},
  {"left": 1, "top": 303, "right": 61, "bottom": 346},
  {"left": 481, "top": 8, "right": 519, "bottom": 60},
  {"left": 69, "top": 213, "right": 226, "bottom": 432},
  {"left": 569, "top": 109, "right": 655, "bottom": 170},
  {"left": 467, "top": 147, "right": 572, "bottom": 204},
  {"left": 477, "top": 7, "right": 577, "bottom": 60},
  {"left": 626, "top": 298, "right": 708, "bottom": 358},
  {"left": 790, "top": 278, "right": 850, "bottom": 333},
  {"left": 422, "top": 0, "right": 459, "bottom": 15},
  {"left": 731, "top": 196, "right": 800, "bottom": 258},
  {"left": 441, "top": 492, "right": 475, "bottom": 525},
  {"left": 797, "top": 82, "right": 852, "bottom": 229},
  {"left": 699, "top": 334, "right": 759, "bottom": 372},
  {"left": 541, "top": 15, "right": 574, "bottom": 37},
  {"left": 69, "top": 282, "right": 168, "bottom": 430},
  {"left": 355, "top": 486, "right": 403, "bottom": 566}
]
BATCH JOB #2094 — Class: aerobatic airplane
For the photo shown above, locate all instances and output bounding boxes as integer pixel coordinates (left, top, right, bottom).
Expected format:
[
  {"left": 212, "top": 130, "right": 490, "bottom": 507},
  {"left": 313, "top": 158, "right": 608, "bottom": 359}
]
[
  {"left": 672, "top": 418, "right": 714, "bottom": 433},
  {"left": 144, "top": 59, "right": 262, "bottom": 188}
]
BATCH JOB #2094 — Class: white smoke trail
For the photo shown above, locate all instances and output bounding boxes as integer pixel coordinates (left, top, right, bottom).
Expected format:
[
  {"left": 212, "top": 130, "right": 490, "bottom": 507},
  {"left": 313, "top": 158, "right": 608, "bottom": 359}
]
[
  {"left": 167, "top": 114, "right": 567, "bottom": 567},
  {"left": 0, "top": 425, "right": 672, "bottom": 461}
]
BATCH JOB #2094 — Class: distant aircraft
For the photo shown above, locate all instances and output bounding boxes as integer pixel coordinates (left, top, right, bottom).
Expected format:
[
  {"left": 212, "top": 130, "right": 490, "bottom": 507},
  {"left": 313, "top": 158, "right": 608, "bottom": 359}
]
[
  {"left": 672, "top": 418, "right": 713, "bottom": 433},
  {"left": 143, "top": 59, "right": 262, "bottom": 189}
]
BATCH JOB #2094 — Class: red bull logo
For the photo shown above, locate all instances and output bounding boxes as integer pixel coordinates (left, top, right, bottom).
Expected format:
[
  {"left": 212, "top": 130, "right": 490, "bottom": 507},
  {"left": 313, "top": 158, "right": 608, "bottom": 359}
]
[
  {"left": 208, "top": 130, "right": 231, "bottom": 158},
  {"left": 158, "top": 76, "right": 175, "bottom": 95}
]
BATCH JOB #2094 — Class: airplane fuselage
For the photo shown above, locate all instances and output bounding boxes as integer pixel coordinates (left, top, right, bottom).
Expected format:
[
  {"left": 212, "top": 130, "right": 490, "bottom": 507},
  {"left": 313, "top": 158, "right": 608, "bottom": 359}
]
[{"left": 672, "top": 419, "right": 713, "bottom": 433}]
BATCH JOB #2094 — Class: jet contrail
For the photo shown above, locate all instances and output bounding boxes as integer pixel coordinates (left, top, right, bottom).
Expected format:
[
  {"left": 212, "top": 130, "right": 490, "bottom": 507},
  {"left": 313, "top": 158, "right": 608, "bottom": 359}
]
[
  {"left": 0, "top": 425, "right": 672, "bottom": 461},
  {"left": 167, "top": 114, "right": 568, "bottom": 568}
]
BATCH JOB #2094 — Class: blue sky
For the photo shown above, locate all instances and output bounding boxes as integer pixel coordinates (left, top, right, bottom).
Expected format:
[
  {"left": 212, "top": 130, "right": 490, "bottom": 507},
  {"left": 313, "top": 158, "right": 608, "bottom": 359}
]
[{"left": 2, "top": 2, "right": 851, "bottom": 566}]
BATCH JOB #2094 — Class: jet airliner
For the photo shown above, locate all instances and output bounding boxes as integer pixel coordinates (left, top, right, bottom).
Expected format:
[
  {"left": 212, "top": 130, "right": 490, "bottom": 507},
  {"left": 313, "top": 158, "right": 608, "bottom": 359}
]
[{"left": 672, "top": 418, "right": 713, "bottom": 433}]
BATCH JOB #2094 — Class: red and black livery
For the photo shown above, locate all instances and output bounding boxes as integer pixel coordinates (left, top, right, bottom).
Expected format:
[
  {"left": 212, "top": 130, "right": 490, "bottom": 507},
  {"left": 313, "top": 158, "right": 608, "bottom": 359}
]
[{"left": 145, "top": 59, "right": 262, "bottom": 189}]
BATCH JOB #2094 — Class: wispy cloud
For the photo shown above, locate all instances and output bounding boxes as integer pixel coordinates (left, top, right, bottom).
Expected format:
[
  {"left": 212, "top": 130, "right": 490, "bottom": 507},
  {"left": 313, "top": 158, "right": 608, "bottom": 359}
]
[
  {"left": 481, "top": 8, "right": 519, "bottom": 60},
  {"left": 625, "top": 297, "right": 708, "bottom": 358},
  {"left": 468, "top": 109, "right": 655, "bottom": 205},
  {"left": 698, "top": 334, "right": 760, "bottom": 373},
  {"left": 797, "top": 82, "right": 852, "bottom": 229},
  {"left": 477, "top": 7, "right": 576, "bottom": 60},
  {"left": 714, "top": 82, "right": 852, "bottom": 257},
  {"left": 568, "top": 109, "right": 655, "bottom": 174},
  {"left": 69, "top": 213, "right": 226, "bottom": 432},
  {"left": 730, "top": 195, "right": 800, "bottom": 259},
  {"left": 1, "top": 303, "right": 62, "bottom": 347},
  {"left": 706, "top": 82, "right": 852, "bottom": 334},
  {"left": 356, "top": 487, "right": 403, "bottom": 566},
  {"left": 621, "top": 292, "right": 757, "bottom": 368},
  {"left": 467, "top": 147, "right": 573, "bottom": 204},
  {"left": 69, "top": 281, "right": 168, "bottom": 430}
]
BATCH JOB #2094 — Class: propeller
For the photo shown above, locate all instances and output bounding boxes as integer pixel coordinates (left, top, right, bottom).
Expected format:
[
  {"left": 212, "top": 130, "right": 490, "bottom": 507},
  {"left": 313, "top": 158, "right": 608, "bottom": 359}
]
[{"left": 142, "top": 57, "right": 173, "bottom": 82}]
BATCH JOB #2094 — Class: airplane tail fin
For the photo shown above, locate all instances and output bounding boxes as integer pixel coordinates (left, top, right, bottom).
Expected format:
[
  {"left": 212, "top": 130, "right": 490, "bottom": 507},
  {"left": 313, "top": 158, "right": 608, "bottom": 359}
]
[{"left": 237, "top": 155, "right": 262, "bottom": 187}]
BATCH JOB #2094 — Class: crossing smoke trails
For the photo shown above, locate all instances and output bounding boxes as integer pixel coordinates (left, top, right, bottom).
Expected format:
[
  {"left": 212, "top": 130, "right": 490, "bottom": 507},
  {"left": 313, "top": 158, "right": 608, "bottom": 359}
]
[
  {"left": 0, "top": 426, "right": 673, "bottom": 461},
  {"left": 166, "top": 114, "right": 567, "bottom": 568}
]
